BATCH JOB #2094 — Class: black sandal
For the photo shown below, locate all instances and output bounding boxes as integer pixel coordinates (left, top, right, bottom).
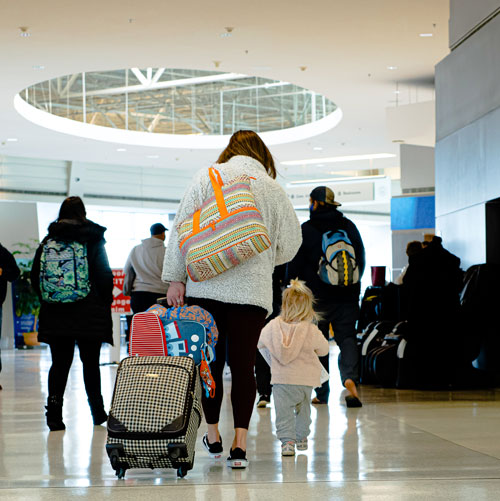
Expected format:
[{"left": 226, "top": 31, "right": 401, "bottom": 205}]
[{"left": 345, "top": 396, "right": 363, "bottom": 408}]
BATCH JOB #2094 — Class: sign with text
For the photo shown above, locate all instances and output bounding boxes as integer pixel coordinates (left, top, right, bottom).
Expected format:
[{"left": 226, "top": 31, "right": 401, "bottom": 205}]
[
  {"left": 287, "top": 181, "right": 376, "bottom": 207},
  {"left": 111, "top": 269, "right": 131, "bottom": 314}
]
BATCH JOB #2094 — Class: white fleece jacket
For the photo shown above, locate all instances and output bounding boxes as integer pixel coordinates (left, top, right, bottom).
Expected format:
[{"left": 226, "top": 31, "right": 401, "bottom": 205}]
[
  {"left": 162, "top": 155, "right": 302, "bottom": 315},
  {"left": 258, "top": 317, "right": 330, "bottom": 387}
]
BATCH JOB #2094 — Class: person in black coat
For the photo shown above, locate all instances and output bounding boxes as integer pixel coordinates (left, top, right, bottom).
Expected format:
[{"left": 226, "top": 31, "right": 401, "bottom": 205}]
[
  {"left": 0, "top": 243, "right": 21, "bottom": 389},
  {"left": 31, "top": 196, "right": 113, "bottom": 430},
  {"left": 287, "top": 186, "right": 365, "bottom": 407},
  {"left": 401, "top": 236, "right": 464, "bottom": 387}
]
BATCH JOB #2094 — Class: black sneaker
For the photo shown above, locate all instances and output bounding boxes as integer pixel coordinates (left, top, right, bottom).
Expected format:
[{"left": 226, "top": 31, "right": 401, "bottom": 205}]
[
  {"left": 227, "top": 447, "right": 248, "bottom": 469},
  {"left": 202, "top": 433, "right": 223, "bottom": 459},
  {"left": 256, "top": 394, "right": 270, "bottom": 408},
  {"left": 345, "top": 396, "right": 363, "bottom": 408}
]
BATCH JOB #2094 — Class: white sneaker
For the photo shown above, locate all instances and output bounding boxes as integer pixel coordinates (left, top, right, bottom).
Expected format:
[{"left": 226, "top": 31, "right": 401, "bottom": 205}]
[
  {"left": 281, "top": 441, "right": 295, "bottom": 456},
  {"left": 296, "top": 438, "right": 308, "bottom": 451}
]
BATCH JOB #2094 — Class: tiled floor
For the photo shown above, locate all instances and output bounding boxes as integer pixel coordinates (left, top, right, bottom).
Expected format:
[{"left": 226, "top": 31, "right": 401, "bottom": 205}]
[{"left": 1, "top": 344, "right": 500, "bottom": 500}]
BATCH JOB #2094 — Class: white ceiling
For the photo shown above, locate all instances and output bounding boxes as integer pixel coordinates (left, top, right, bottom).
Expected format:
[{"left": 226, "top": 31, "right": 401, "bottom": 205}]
[{"left": 0, "top": 0, "right": 449, "bottom": 180}]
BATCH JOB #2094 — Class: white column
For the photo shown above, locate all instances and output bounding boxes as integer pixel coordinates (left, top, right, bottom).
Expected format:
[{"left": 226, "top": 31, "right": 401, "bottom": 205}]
[
  {"left": 67, "top": 162, "right": 86, "bottom": 198},
  {"left": 110, "top": 313, "right": 122, "bottom": 363}
]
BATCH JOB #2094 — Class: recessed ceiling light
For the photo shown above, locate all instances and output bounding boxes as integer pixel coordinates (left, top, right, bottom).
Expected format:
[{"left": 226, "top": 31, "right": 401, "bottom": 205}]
[
  {"left": 313, "top": 147, "right": 323, "bottom": 151},
  {"left": 117, "top": 148, "right": 127, "bottom": 152},
  {"left": 6, "top": 138, "right": 18, "bottom": 142},
  {"left": 394, "top": 90, "right": 401, "bottom": 94},
  {"left": 317, "top": 164, "right": 325, "bottom": 167},
  {"left": 419, "top": 33, "right": 433, "bottom": 37},
  {"left": 281, "top": 153, "right": 396, "bottom": 166},
  {"left": 147, "top": 155, "right": 159, "bottom": 159},
  {"left": 32, "top": 65, "right": 45, "bottom": 70},
  {"left": 387, "top": 66, "right": 398, "bottom": 70}
]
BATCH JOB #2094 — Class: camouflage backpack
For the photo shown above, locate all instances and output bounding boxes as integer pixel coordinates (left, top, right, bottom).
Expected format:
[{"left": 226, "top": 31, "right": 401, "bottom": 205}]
[{"left": 40, "top": 239, "right": 91, "bottom": 303}]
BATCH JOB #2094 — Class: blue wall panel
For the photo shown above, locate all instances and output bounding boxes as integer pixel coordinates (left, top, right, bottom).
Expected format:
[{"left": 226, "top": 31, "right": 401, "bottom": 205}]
[{"left": 391, "top": 196, "right": 435, "bottom": 231}]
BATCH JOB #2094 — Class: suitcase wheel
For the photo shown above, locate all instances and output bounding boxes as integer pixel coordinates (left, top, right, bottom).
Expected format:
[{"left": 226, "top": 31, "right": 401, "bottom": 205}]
[
  {"left": 110, "top": 451, "right": 127, "bottom": 479},
  {"left": 177, "top": 466, "right": 188, "bottom": 478}
]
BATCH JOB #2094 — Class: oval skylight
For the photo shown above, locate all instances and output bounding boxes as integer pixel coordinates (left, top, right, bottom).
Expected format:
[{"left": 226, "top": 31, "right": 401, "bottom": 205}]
[{"left": 15, "top": 68, "right": 342, "bottom": 149}]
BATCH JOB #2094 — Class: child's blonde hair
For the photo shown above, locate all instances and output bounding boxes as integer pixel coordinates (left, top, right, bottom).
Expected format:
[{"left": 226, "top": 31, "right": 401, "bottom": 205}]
[{"left": 281, "top": 278, "right": 320, "bottom": 323}]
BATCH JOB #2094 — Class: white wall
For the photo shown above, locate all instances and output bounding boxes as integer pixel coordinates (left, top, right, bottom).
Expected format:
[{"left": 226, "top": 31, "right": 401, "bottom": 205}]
[
  {"left": 0, "top": 201, "right": 39, "bottom": 350},
  {"left": 399, "top": 144, "right": 435, "bottom": 192},
  {"left": 386, "top": 101, "right": 436, "bottom": 147},
  {"left": 0, "top": 155, "right": 192, "bottom": 211}
]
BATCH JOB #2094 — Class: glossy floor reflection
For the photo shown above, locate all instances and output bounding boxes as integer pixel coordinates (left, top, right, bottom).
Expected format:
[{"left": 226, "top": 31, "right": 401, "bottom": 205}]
[{"left": 1, "top": 344, "right": 500, "bottom": 499}]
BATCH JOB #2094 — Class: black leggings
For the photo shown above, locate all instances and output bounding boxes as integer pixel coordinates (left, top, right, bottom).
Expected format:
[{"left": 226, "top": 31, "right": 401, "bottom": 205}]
[
  {"left": 188, "top": 298, "right": 267, "bottom": 429},
  {"left": 48, "top": 338, "right": 104, "bottom": 400}
]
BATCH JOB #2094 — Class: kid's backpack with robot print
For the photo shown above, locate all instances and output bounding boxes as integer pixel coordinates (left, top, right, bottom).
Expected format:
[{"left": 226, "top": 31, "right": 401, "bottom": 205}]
[
  {"left": 131, "top": 304, "right": 218, "bottom": 397},
  {"left": 39, "top": 239, "right": 90, "bottom": 303}
]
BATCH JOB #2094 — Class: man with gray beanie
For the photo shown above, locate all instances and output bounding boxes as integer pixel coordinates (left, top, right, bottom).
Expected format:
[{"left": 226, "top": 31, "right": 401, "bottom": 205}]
[
  {"left": 124, "top": 223, "right": 168, "bottom": 316},
  {"left": 287, "top": 186, "right": 365, "bottom": 407}
]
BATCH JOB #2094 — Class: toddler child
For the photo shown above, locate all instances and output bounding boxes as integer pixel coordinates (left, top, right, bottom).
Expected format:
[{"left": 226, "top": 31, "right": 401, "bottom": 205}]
[{"left": 257, "top": 279, "right": 329, "bottom": 456}]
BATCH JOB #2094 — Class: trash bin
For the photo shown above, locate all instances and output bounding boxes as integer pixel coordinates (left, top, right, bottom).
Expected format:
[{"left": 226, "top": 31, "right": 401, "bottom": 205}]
[{"left": 371, "top": 266, "right": 386, "bottom": 286}]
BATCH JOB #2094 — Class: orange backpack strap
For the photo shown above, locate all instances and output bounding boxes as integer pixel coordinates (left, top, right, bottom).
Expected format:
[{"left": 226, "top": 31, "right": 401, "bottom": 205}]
[{"left": 208, "top": 167, "right": 228, "bottom": 218}]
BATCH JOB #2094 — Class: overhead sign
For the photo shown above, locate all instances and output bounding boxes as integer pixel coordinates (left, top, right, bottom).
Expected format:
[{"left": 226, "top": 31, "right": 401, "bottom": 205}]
[
  {"left": 111, "top": 269, "right": 131, "bottom": 314},
  {"left": 287, "top": 181, "right": 377, "bottom": 207}
]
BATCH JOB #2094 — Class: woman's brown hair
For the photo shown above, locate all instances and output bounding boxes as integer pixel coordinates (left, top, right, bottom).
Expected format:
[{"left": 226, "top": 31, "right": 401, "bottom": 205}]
[
  {"left": 58, "top": 196, "right": 87, "bottom": 222},
  {"left": 217, "top": 130, "right": 277, "bottom": 179}
]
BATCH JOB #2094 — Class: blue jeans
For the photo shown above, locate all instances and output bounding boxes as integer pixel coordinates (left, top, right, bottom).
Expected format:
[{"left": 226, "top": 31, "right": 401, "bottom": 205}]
[{"left": 315, "top": 301, "right": 360, "bottom": 403}]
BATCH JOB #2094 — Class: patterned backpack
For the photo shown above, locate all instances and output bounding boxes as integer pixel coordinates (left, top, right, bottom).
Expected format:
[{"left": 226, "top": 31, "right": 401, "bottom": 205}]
[
  {"left": 318, "top": 230, "right": 359, "bottom": 287},
  {"left": 147, "top": 304, "right": 218, "bottom": 362},
  {"left": 39, "top": 239, "right": 91, "bottom": 303},
  {"left": 140, "top": 304, "right": 219, "bottom": 397}
]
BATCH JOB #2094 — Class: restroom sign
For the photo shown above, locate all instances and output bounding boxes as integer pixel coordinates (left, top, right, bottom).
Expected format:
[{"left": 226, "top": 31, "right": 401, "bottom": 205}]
[{"left": 111, "top": 269, "right": 131, "bottom": 313}]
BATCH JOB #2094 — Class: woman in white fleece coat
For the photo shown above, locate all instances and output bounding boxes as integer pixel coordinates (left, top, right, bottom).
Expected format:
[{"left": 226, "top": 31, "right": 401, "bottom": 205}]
[
  {"left": 258, "top": 279, "right": 329, "bottom": 456},
  {"left": 162, "top": 130, "right": 302, "bottom": 468}
]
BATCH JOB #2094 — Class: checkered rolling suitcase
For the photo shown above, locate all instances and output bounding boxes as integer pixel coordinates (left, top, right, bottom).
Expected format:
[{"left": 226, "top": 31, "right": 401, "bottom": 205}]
[{"left": 106, "top": 355, "right": 202, "bottom": 479}]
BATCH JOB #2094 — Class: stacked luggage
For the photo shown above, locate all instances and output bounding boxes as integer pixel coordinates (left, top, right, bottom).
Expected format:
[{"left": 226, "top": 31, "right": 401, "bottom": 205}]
[
  {"left": 106, "top": 304, "right": 217, "bottom": 479},
  {"left": 358, "top": 283, "right": 402, "bottom": 332},
  {"left": 356, "top": 282, "right": 418, "bottom": 388},
  {"left": 358, "top": 320, "right": 409, "bottom": 387},
  {"left": 357, "top": 263, "right": 499, "bottom": 390}
]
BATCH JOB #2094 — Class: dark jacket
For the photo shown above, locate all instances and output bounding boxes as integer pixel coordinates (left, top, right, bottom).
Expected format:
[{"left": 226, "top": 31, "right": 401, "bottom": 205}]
[
  {"left": 31, "top": 220, "right": 114, "bottom": 344},
  {"left": 402, "top": 238, "right": 462, "bottom": 324},
  {"left": 0, "top": 244, "right": 20, "bottom": 305},
  {"left": 287, "top": 206, "right": 365, "bottom": 303}
]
